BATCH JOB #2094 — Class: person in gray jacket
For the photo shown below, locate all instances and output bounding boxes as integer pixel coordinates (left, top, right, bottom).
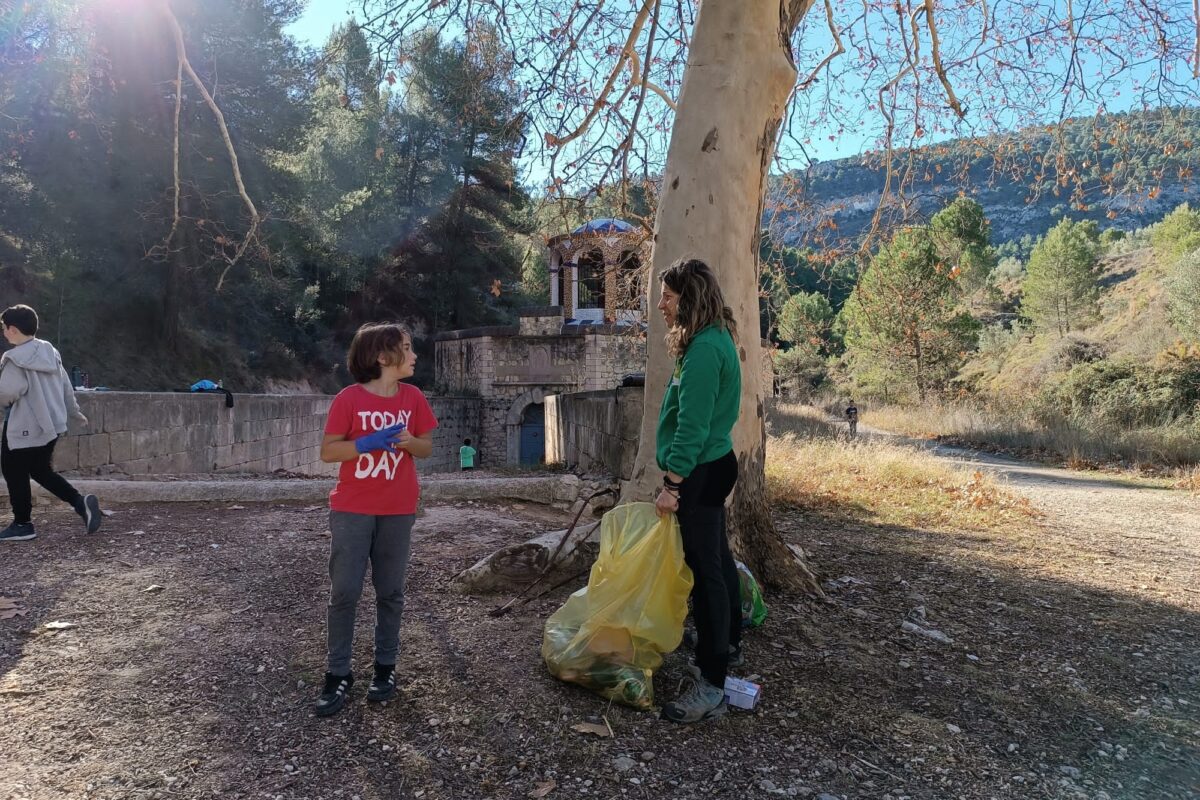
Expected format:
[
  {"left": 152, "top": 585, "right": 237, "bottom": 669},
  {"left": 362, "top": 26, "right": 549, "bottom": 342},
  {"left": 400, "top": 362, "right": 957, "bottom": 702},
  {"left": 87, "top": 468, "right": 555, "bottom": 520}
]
[{"left": 0, "top": 305, "right": 102, "bottom": 542}]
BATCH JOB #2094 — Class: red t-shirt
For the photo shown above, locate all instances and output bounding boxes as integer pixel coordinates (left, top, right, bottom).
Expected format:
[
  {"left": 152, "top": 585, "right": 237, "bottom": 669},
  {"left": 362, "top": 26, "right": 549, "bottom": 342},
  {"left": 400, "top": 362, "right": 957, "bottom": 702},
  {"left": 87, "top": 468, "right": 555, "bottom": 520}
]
[{"left": 324, "top": 383, "right": 439, "bottom": 515}]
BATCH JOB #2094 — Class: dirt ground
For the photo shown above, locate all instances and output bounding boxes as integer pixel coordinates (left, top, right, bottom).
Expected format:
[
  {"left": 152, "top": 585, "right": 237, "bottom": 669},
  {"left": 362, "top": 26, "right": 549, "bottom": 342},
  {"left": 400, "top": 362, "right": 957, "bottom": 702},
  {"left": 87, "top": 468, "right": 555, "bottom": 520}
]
[{"left": 1, "top": 467, "right": 1198, "bottom": 800}]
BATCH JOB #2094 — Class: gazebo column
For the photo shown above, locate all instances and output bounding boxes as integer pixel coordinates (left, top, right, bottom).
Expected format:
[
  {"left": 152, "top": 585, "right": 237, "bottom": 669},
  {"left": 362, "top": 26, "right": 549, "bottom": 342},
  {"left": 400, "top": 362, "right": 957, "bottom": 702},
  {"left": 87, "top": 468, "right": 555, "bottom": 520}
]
[
  {"left": 549, "top": 254, "right": 560, "bottom": 306},
  {"left": 604, "top": 258, "right": 618, "bottom": 321},
  {"left": 568, "top": 261, "right": 579, "bottom": 319}
]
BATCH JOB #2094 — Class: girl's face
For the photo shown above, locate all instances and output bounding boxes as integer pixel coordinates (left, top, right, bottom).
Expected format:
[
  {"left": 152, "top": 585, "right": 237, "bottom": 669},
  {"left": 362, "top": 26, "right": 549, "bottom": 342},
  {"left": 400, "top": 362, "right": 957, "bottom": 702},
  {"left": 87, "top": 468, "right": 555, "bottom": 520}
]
[
  {"left": 657, "top": 282, "right": 680, "bottom": 327},
  {"left": 379, "top": 335, "right": 417, "bottom": 381}
]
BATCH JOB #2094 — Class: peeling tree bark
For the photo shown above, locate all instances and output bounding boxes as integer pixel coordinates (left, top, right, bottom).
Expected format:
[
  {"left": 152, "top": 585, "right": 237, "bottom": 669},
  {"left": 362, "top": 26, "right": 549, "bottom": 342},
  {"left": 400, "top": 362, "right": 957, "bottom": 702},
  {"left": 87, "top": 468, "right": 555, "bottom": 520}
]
[{"left": 623, "top": 0, "right": 823, "bottom": 596}]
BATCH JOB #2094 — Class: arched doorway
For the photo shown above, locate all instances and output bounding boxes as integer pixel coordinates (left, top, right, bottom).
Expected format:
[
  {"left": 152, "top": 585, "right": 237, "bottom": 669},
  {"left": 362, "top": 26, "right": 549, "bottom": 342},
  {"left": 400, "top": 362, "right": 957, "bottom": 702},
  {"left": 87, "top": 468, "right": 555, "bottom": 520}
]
[
  {"left": 519, "top": 403, "right": 545, "bottom": 465},
  {"left": 504, "top": 388, "right": 547, "bottom": 465}
]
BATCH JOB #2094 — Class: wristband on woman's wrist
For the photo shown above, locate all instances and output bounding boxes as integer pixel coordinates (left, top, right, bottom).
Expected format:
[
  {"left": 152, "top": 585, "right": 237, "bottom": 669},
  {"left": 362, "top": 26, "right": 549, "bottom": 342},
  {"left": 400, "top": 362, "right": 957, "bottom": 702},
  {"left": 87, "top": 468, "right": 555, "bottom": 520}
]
[{"left": 663, "top": 475, "right": 682, "bottom": 490}]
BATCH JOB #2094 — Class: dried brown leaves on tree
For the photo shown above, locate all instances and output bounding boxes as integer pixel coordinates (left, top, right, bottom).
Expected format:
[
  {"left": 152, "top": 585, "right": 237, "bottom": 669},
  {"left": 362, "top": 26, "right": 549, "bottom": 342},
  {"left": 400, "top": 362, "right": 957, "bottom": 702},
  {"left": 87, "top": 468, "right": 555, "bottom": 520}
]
[{"left": 360, "top": 0, "right": 1200, "bottom": 255}]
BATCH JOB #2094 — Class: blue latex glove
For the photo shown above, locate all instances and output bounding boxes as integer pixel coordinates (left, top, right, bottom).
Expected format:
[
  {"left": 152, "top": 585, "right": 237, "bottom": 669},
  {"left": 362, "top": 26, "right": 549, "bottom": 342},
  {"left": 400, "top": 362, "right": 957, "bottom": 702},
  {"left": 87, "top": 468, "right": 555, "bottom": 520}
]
[{"left": 354, "top": 423, "right": 406, "bottom": 454}]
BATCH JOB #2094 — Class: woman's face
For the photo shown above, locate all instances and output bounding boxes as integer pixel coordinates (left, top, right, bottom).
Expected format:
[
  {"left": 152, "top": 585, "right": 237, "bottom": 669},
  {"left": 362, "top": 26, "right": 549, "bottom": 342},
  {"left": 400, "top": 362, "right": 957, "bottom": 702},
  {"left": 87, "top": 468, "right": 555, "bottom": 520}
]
[{"left": 657, "top": 282, "right": 680, "bottom": 327}]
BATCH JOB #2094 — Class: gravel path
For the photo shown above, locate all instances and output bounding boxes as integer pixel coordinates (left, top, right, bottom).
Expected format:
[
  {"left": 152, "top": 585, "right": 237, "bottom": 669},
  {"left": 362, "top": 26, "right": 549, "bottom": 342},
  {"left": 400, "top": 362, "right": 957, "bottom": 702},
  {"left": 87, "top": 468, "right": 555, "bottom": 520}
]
[
  {"left": 859, "top": 423, "right": 1199, "bottom": 600},
  {"left": 927, "top": 442, "right": 1196, "bottom": 552}
]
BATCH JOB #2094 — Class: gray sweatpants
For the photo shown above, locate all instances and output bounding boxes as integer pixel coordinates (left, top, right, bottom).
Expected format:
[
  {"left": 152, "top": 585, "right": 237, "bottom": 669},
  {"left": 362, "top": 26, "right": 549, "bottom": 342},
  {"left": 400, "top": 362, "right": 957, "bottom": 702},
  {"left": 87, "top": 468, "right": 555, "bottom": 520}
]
[{"left": 326, "top": 511, "right": 415, "bottom": 675}]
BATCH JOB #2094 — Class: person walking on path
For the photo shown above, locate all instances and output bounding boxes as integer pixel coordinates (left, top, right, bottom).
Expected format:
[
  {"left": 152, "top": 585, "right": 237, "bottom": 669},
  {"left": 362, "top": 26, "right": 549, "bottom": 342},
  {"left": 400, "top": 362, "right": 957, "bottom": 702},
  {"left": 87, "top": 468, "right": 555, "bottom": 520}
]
[
  {"left": 313, "top": 322, "right": 437, "bottom": 717},
  {"left": 845, "top": 399, "right": 859, "bottom": 437},
  {"left": 652, "top": 258, "right": 743, "bottom": 724},
  {"left": 0, "top": 305, "right": 102, "bottom": 542}
]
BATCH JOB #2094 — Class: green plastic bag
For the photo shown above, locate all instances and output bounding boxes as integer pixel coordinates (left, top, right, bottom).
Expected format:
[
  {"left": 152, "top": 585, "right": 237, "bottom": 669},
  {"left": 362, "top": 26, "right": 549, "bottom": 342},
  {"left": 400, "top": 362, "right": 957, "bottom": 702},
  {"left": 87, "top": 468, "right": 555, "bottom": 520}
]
[
  {"left": 736, "top": 560, "right": 768, "bottom": 627},
  {"left": 542, "top": 503, "right": 693, "bottom": 709}
]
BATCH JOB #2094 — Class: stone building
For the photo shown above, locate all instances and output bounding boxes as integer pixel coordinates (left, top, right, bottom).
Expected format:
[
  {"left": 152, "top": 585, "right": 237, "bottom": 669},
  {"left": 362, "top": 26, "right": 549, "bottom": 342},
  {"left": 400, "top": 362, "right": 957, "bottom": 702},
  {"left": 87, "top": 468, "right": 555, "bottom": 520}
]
[{"left": 433, "top": 219, "right": 650, "bottom": 467}]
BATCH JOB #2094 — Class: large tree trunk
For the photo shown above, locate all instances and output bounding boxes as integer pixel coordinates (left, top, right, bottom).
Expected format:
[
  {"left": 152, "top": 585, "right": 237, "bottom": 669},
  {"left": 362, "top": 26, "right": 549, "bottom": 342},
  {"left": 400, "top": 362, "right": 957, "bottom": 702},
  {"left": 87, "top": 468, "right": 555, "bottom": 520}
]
[
  {"left": 622, "top": 0, "right": 822, "bottom": 595},
  {"left": 450, "top": 0, "right": 824, "bottom": 597}
]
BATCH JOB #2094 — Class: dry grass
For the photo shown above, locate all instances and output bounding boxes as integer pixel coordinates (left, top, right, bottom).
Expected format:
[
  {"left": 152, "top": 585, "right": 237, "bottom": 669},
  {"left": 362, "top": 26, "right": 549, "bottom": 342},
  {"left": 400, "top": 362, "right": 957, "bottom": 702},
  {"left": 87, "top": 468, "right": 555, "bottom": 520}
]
[
  {"left": 864, "top": 403, "right": 1200, "bottom": 471},
  {"left": 766, "top": 401, "right": 843, "bottom": 440},
  {"left": 765, "top": 404, "right": 1039, "bottom": 533},
  {"left": 1174, "top": 464, "right": 1200, "bottom": 492}
]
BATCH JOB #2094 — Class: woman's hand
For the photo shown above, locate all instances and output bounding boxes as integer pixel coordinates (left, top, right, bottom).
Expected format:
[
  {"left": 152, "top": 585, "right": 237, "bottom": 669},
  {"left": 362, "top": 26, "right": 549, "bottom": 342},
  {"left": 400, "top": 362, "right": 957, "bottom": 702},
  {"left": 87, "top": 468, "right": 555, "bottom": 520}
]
[{"left": 655, "top": 487, "right": 680, "bottom": 517}]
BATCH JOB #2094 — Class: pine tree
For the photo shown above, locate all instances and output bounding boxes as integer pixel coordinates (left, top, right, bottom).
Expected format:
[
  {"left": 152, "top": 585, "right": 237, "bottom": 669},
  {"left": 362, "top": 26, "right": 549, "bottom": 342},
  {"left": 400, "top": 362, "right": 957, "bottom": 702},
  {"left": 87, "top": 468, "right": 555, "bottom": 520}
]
[
  {"left": 377, "top": 26, "right": 530, "bottom": 332},
  {"left": 930, "top": 196, "right": 997, "bottom": 307},
  {"left": 777, "top": 291, "right": 834, "bottom": 352},
  {"left": 841, "top": 227, "right": 979, "bottom": 401},
  {"left": 1021, "top": 218, "right": 1101, "bottom": 337}
]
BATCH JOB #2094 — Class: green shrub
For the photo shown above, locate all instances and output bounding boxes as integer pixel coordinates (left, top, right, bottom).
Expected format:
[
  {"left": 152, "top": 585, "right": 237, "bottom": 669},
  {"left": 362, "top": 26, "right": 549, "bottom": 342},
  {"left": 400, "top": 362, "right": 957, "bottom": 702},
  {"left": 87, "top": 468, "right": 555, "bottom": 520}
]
[
  {"left": 1167, "top": 250, "right": 1200, "bottom": 340},
  {"left": 1149, "top": 203, "right": 1200, "bottom": 263},
  {"left": 1050, "top": 333, "right": 1108, "bottom": 368},
  {"left": 1043, "top": 356, "right": 1200, "bottom": 427}
]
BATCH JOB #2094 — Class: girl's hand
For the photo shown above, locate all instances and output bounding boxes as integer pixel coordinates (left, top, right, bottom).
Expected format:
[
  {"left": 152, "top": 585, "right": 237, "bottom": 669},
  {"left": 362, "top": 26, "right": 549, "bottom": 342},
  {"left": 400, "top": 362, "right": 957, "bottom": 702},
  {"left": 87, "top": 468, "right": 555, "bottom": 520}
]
[
  {"left": 354, "top": 423, "right": 405, "bottom": 454},
  {"left": 655, "top": 487, "right": 680, "bottom": 517},
  {"left": 396, "top": 426, "right": 414, "bottom": 451}
]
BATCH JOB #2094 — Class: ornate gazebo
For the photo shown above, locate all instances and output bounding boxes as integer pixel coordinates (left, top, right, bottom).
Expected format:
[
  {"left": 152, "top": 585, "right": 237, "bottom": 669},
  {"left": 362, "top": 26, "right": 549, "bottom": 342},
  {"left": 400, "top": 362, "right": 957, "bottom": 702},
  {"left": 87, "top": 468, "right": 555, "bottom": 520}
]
[{"left": 546, "top": 218, "right": 651, "bottom": 323}]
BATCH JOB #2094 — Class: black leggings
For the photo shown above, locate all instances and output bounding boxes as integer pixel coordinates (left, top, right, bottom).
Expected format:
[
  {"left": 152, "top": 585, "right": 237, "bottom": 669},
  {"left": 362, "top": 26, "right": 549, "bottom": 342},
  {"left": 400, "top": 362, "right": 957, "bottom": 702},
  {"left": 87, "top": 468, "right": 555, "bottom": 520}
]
[
  {"left": 677, "top": 449, "right": 740, "bottom": 687},
  {"left": 2, "top": 424, "right": 83, "bottom": 524}
]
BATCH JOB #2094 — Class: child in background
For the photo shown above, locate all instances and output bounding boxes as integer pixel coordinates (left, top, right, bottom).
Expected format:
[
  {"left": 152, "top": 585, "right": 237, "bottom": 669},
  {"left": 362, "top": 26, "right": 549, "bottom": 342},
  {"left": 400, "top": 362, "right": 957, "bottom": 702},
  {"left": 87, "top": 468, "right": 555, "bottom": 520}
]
[
  {"left": 314, "top": 322, "right": 437, "bottom": 717},
  {"left": 0, "top": 304, "right": 102, "bottom": 542},
  {"left": 459, "top": 437, "right": 476, "bottom": 471}
]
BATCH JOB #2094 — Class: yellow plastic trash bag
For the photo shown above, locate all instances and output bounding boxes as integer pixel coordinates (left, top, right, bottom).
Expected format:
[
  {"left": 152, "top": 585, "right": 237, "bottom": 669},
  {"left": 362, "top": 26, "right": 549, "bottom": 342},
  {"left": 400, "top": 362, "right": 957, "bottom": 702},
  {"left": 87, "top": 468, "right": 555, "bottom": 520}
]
[{"left": 542, "top": 502, "right": 693, "bottom": 709}]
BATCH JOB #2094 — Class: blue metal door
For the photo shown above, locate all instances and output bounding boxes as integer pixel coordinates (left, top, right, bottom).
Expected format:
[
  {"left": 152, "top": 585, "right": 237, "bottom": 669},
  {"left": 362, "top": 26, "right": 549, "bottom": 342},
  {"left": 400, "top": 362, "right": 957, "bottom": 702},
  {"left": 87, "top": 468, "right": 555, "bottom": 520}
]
[{"left": 519, "top": 404, "right": 545, "bottom": 465}]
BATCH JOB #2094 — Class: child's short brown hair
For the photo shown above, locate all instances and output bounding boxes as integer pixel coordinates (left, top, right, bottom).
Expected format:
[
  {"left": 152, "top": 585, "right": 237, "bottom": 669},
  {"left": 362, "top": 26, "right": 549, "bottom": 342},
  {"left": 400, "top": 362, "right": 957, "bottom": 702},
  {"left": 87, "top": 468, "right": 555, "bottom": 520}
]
[
  {"left": 347, "top": 322, "right": 411, "bottom": 383},
  {"left": 1, "top": 304, "right": 39, "bottom": 336}
]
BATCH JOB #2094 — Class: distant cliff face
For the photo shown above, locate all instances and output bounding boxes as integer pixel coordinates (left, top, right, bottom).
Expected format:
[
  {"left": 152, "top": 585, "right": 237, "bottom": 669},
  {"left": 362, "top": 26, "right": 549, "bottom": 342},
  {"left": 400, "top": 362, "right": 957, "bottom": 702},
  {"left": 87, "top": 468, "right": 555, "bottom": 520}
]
[{"left": 769, "top": 113, "right": 1200, "bottom": 246}]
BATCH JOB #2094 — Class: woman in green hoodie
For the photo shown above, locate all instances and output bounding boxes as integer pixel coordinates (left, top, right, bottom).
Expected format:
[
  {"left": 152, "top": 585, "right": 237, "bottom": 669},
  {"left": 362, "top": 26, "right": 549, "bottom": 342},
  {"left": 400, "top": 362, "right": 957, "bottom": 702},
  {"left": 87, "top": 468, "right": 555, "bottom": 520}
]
[{"left": 653, "top": 258, "right": 742, "bottom": 724}]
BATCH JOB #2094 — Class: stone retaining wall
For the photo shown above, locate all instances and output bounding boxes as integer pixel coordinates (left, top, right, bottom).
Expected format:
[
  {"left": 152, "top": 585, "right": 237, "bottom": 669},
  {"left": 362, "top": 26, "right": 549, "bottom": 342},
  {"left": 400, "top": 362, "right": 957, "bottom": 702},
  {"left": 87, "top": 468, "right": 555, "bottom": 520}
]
[
  {"left": 544, "top": 386, "right": 644, "bottom": 480},
  {"left": 48, "top": 392, "right": 479, "bottom": 477}
]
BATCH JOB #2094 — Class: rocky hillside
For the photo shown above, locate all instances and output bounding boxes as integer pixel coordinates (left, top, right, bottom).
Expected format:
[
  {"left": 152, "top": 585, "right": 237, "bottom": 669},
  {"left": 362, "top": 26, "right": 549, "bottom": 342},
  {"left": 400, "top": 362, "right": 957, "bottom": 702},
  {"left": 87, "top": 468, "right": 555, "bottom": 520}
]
[{"left": 771, "top": 109, "right": 1200, "bottom": 246}]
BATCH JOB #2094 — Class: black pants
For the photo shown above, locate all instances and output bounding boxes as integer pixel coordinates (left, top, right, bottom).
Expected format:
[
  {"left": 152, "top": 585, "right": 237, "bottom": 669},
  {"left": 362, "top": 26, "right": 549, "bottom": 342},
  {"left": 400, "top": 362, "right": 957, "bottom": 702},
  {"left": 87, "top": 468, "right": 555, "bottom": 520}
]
[
  {"left": 1, "top": 424, "right": 83, "bottom": 524},
  {"left": 677, "top": 449, "right": 740, "bottom": 687}
]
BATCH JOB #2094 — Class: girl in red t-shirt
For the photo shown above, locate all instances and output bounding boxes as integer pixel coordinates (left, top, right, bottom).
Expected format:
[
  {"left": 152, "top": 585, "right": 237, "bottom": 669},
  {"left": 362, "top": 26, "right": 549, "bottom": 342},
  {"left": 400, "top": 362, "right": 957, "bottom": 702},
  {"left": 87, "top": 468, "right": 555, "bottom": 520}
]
[{"left": 313, "top": 323, "right": 438, "bottom": 717}]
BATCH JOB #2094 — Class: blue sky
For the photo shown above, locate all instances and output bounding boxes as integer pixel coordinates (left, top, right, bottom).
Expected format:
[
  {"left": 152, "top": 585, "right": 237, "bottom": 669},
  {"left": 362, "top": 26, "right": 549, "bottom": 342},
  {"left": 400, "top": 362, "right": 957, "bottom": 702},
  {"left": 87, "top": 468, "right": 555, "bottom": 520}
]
[
  {"left": 285, "top": 1, "right": 353, "bottom": 50},
  {"left": 281, "top": 0, "right": 876, "bottom": 169},
  {"left": 284, "top": 0, "right": 1192, "bottom": 175}
]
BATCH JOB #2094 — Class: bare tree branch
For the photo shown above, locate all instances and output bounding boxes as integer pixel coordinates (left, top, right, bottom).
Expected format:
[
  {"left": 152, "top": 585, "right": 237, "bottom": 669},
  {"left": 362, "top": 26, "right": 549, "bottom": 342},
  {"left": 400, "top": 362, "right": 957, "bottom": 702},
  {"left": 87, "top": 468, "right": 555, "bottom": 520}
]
[
  {"left": 797, "top": 0, "right": 845, "bottom": 91},
  {"left": 1194, "top": 0, "right": 1199, "bottom": 77},
  {"left": 922, "top": 0, "right": 966, "bottom": 118},
  {"left": 167, "top": 58, "right": 183, "bottom": 246},
  {"left": 158, "top": 0, "right": 260, "bottom": 290},
  {"left": 544, "top": 0, "right": 655, "bottom": 151}
]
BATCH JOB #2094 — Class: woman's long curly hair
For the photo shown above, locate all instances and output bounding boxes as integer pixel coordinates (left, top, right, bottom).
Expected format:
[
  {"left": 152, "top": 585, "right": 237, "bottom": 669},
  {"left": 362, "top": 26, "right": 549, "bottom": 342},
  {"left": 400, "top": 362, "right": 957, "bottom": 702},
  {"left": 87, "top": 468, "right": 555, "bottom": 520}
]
[{"left": 661, "top": 258, "right": 738, "bottom": 358}]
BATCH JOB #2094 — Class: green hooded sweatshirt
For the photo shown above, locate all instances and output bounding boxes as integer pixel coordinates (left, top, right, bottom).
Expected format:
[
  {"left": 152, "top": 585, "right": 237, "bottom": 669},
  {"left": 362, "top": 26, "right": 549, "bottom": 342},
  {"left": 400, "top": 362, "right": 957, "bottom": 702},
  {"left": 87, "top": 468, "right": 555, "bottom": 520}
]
[{"left": 656, "top": 324, "right": 741, "bottom": 478}]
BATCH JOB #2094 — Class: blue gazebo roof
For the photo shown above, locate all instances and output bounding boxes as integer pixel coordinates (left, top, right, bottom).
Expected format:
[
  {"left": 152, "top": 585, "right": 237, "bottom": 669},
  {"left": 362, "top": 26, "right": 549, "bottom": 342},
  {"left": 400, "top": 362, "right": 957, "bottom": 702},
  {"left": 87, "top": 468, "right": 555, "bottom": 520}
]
[{"left": 571, "top": 218, "right": 634, "bottom": 235}]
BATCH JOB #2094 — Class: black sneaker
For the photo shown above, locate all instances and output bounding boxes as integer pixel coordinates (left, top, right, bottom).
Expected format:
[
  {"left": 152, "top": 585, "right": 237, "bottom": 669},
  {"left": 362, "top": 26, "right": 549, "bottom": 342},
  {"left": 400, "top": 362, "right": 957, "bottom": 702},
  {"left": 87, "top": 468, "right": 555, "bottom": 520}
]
[
  {"left": 314, "top": 672, "right": 353, "bottom": 717},
  {"left": 0, "top": 522, "right": 36, "bottom": 542},
  {"left": 80, "top": 495, "right": 102, "bottom": 534},
  {"left": 367, "top": 663, "right": 397, "bottom": 703}
]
